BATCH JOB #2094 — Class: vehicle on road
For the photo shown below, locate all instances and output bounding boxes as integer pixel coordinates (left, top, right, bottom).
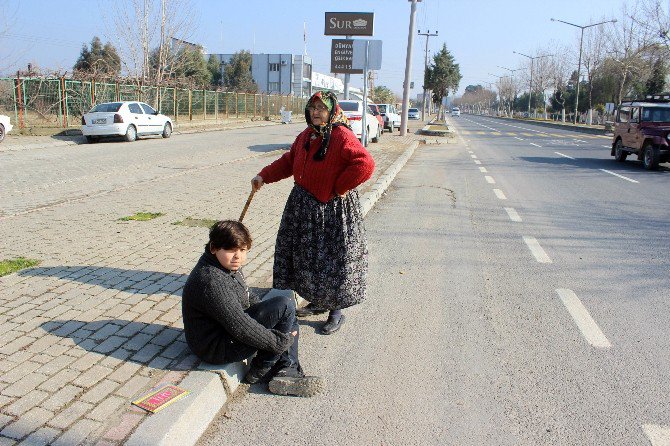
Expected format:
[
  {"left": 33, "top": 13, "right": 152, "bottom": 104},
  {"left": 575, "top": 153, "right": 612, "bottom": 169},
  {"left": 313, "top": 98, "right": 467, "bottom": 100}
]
[
  {"left": 451, "top": 107, "right": 461, "bottom": 117},
  {"left": 377, "top": 103, "right": 401, "bottom": 132},
  {"left": 339, "top": 100, "right": 380, "bottom": 146},
  {"left": 611, "top": 95, "right": 670, "bottom": 170},
  {"left": 81, "top": 101, "right": 173, "bottom": 143},
  {"left": 368, "top": 103, "right": 385, "bottom": 136},
  {"left": 0, "top": 115, "right": 13, "bottom": 142},
  {"left": 408, "top": 108, "right": 420, "bottom": 120}
]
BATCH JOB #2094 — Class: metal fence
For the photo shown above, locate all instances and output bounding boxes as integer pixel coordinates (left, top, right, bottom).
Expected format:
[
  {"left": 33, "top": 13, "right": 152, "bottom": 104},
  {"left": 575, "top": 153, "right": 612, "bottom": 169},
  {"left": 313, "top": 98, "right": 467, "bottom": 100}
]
[{"left": 0, "top": 77, "right": 307, "bottom": 130}]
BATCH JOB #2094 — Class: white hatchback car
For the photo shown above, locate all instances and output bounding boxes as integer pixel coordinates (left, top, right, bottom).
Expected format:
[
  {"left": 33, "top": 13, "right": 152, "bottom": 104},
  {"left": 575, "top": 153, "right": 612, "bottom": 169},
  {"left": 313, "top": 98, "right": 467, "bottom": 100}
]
[
  {"left": 81, "top": 101, "right": 173, "bottom": 143},
  {"left": 338, "top": 100, "right": 380, "bottom": 146},
  {"left": 0, "top": 115, "right": 13, "bottom": 142}
]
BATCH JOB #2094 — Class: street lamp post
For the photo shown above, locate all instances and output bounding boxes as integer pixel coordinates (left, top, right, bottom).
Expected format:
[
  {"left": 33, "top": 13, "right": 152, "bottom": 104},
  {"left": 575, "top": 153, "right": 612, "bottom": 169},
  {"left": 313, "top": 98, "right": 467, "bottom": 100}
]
[
  {"left": 418, "top": 29, "right": 438, "bottom": 121},
  {"left": 551, "top": 17, "right": 617, "bottom": 124},
  {"left": 513, "top": 51, "right": 553, "bottom": 118}
]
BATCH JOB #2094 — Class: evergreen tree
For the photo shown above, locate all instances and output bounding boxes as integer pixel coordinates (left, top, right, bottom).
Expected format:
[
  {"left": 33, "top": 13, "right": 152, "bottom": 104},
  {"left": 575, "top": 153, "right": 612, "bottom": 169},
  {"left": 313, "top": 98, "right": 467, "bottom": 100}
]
[
  {"left": 207, "top": 55, "right": 222, "bottom": 87},
  {"left": 372, "top": 85, "right": 395, "bottom": 104},
  {"left": 223, "top": 51, "right": 257, "bottom": 93},
  {"left": 646, "top": 59, "right": 667, "bottom": 95},
  {"left": 73, "top": 36, "right": 121, "bottom": 78},
  {"left": 424, "top": 43, "right": 462, "bottom": 117},
  {"left": 174, "top": 46, "right": 210, "bottom": 87}
]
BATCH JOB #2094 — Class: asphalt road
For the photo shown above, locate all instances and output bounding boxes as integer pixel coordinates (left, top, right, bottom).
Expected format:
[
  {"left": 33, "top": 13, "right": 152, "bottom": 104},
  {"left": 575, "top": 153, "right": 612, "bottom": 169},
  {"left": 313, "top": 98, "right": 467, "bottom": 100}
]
[{"left": 197, "top": 115, "right": 670, "bottom": 445}]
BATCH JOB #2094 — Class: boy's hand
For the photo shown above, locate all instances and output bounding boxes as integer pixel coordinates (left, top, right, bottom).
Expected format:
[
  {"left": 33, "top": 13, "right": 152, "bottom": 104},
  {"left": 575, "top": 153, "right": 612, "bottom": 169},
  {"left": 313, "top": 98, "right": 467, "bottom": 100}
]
[{"left": 251, "top": 175, "right": 264, "bottom": 191}]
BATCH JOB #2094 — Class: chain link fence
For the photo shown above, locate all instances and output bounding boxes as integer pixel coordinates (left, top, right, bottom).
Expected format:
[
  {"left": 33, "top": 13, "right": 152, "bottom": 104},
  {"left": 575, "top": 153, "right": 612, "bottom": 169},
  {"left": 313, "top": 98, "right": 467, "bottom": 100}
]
[{"left": 0, "top": 77, "right": 307, "bottom": 130}]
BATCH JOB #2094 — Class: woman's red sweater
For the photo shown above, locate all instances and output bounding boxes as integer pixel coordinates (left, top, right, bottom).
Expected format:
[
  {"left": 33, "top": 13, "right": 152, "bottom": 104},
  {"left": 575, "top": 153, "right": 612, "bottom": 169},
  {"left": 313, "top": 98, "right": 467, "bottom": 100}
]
[{"left": 258, "top": 126, "right": 376, "bottom": 203}]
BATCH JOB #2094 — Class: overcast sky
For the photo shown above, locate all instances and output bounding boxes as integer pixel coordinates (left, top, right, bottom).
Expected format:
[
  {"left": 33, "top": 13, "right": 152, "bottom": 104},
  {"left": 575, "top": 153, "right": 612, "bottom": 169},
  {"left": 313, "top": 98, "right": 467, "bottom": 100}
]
[{"left": 0, "top": 0, "right": 648, "bottom": 97}]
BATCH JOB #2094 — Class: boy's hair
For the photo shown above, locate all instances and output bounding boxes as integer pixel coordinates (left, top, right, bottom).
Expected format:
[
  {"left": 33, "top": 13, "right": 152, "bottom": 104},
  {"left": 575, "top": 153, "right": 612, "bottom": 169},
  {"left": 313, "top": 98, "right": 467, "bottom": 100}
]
[{"left": 209, "top": 220, "right": 252, "bottom": 251}]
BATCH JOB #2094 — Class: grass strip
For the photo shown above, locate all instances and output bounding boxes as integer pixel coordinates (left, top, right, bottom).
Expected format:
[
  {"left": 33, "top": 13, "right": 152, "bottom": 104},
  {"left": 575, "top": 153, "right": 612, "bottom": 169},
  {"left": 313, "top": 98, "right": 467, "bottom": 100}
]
[
  {"left": 119, "top": 212, "right": 164, "bottom": 221},
  {"left": 0, "top": 257, "right": 40, "bottom": 277}
]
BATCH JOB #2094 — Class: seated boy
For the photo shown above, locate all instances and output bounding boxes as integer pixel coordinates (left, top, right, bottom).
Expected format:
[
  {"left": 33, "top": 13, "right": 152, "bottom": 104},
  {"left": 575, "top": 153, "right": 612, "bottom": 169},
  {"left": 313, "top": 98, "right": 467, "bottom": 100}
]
[{"left": 182, "top": 220, "right": 323, "bottom": 397}]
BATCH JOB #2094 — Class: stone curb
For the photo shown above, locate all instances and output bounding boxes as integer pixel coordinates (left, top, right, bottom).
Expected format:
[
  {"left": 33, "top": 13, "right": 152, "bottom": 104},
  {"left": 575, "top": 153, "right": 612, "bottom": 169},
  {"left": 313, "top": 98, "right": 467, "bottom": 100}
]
[{"left": 127, "top": 140, "right": 421, "bottom": 446}]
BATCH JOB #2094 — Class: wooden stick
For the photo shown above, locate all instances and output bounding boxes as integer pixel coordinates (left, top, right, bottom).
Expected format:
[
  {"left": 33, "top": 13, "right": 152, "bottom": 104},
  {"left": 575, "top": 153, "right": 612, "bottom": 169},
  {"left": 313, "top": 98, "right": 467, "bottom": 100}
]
[{"left": 238, "top": 189, "right": 256, "bottom": 222}]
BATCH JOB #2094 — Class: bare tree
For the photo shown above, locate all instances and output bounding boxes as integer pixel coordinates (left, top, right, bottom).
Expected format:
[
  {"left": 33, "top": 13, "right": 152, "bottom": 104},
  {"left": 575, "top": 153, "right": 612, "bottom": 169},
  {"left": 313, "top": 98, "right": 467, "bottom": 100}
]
[
  {"left": 581, "top": 21, "right": 609, "bottom": 113},
  {"left": 102, "top": 0, "right": 198, "bottom": 86},
  {"left": 606, "top": 1, "right": 655, "bottom": 103}
]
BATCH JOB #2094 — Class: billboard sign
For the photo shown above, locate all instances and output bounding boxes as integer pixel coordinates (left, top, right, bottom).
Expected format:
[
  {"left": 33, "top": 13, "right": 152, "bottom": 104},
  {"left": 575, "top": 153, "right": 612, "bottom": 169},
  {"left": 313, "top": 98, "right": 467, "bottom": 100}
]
[
  {"left": 331, "top": 39, "right": 363, "bottom": 74},
  {"left": 325, "top": 12, "right": 374, "bottom": 36}
]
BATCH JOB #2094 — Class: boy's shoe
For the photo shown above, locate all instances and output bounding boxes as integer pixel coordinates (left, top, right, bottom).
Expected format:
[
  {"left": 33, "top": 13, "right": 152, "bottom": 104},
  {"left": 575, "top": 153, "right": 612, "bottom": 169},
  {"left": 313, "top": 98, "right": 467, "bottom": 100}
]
[
  {"left": 243, "top": 365, "right": 273, "bottom": 384},
  {"left": 320, "top": 314, "right": 345, "bottom": 335},
  {"left": 296, "top": 303, "right": 327, "bottom": 317},
  {"left": 273, "top": 365, "right": 305, "bottom": 379},
  {"left": 268, "top": 375, "right": 325, "bottom": 397}
]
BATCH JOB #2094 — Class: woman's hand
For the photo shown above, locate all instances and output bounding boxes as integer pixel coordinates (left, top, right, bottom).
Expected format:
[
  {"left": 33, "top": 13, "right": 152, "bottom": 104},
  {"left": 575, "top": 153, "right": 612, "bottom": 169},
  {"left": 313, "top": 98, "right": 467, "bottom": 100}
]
[{"left": 251, "top": 175, "right": 264, "bottom": 191}]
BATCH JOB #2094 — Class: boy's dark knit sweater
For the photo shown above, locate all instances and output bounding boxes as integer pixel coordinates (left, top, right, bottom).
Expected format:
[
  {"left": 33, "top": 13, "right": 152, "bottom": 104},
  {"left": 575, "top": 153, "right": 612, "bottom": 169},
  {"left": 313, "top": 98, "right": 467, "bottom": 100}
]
[{"left": 181, "top": 248, "right": 292, "bottom": 364}]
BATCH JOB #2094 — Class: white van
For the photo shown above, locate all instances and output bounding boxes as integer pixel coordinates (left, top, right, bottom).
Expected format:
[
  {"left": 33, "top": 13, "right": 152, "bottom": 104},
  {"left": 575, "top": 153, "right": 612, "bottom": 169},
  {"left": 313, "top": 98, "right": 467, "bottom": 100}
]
[{"left": 451, "top": 107, "right": 461, "bottom": 117}]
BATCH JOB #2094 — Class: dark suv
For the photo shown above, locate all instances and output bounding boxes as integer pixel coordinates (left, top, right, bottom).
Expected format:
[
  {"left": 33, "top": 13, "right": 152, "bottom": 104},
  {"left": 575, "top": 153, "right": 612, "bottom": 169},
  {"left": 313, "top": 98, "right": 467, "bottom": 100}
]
[{"left": 611, "top": 95, "right": 670, "bottom": 170}]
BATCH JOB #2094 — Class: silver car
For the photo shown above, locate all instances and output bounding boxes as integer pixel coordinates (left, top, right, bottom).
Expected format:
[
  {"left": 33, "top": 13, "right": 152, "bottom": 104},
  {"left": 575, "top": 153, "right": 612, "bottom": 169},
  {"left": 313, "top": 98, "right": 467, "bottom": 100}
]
[{"left": 408, "top": 108, "right": 420, "bottom": 120}]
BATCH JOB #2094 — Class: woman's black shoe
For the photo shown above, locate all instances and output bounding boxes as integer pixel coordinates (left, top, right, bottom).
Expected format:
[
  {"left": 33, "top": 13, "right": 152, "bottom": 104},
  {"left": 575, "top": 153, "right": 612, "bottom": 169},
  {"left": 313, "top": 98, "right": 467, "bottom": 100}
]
[
  {"left": 320, "top": 314, "right": 345, "bottom": 335},
  {"left": 296, "top": 303, "right": 327, "bottom": 317}
]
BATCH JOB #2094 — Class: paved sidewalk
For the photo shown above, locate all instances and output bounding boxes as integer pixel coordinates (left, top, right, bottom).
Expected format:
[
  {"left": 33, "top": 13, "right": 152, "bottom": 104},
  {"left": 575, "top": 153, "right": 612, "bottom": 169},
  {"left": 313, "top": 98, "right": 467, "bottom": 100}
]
[
  {"left": 0, "top": 117, "right": 282, "bottom": 153},
  {"left": 0, "top": 122, "right": 430, "bottom": 445}
]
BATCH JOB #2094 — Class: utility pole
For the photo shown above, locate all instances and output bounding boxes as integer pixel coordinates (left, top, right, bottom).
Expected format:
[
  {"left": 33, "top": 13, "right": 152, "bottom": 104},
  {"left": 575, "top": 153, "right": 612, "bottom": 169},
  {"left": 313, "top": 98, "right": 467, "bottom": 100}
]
[
  {"left": 400, "top": 0, "right": 420, "bottom": 136},
  {"left": 418, "top": 29, "right": 437, "bottom": 121}
]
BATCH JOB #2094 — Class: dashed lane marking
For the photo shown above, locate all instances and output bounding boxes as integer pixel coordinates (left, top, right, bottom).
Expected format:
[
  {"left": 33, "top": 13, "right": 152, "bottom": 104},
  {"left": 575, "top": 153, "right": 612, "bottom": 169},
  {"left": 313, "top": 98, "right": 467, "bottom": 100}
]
[
  {"left": 523, "top": 236, "right": 552, "bottom": 263},
  {"left": 504, "top": 207, "right": 522, "bottom": 222},
  {"left": 600, "top": 169, "right": 639, "bottom": 183},
  {"left": 523, "top": 236, "right": 553, "bottom": 263},
  {"left": 484, "top": 175, "right": 495, "bottom": 184},
  {"left": 555, "top": 152, "right": 575, "bottom": 160},
  {"left": 556, "top": 289, "right": 611, "bottom": 349},
  {"left": 471, "top": 154, "right": 478, "bottom": 158},
  {"left": 514, "top": 137, "right": 524, "bottom": 141},
  {"left": 493, "top": 189, "right": 507, "bottom": 200},
  {"left": 530, "top": 143, "right": 542, "bottom": 147},
  {"left": 474, "top": 160, "right": 482, "bottom": 164},
  {"left": 479, "top": 167, "right": 488, "bottom": 172}
]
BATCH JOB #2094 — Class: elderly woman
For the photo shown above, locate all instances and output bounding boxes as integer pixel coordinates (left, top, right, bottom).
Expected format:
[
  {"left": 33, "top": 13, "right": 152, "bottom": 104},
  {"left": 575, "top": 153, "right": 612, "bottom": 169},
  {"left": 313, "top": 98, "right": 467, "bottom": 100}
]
[{"left": 251, "top": 91, "right": 375, "bottom": 335}]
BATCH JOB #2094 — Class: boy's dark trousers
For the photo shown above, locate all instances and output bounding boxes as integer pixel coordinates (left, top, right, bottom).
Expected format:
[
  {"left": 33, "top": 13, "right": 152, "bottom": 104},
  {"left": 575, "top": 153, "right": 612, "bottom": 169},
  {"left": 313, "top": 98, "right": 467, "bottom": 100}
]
[{"left": 224, "top": 294, "right": 300, "bottom": 371}]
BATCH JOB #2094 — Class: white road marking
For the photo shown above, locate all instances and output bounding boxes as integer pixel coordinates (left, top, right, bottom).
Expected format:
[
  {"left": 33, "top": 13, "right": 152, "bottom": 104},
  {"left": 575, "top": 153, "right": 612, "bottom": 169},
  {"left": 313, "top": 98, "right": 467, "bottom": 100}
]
[
  {"left": 474, "top": 160, "right": 482, "bottom": 164},
  {"left": 522, "top": 236, "right": 552, "bottom": 263},
  {"left": 530, "top": 143, "right": 542, "bottom": 147},
  {"left": 514, "top": 137, "right": 524, "bottom": 141},
  {"left": 556, "top": 289, "right": 611, "bottom": 349},
  {"left": 602, "top": 145, "right": 611, "bottom": 149},
  {"left": 555, "top": 152, "right": 575, "bottom": 160},
  {"left": 643, "top": 424, "right": 670, "bottom": 446},
  {"left": 471, "top": 154, "right": 478, "bottom": 159},
  {"left": 504, "top": 207, "right": 522, "bottom": 222},
  {"left": 479, "top": 167, "right": 488, "bottom": 172},
  {"left": 485, "top": 175, "right": 495, "bottom": 184},
  {"left": 493, "top": 189, "right": 507, "bottom": 200},
  {"left": 600, "top": 169, "right": 639, "bottom": 183}
]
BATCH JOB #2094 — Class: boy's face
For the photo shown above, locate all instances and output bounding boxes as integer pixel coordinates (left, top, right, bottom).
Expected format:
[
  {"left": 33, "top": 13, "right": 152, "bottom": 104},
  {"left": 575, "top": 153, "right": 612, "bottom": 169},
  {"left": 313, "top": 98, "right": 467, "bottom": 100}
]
[{"left": 212, "top": 246, "right": 248, "bottom": 271}]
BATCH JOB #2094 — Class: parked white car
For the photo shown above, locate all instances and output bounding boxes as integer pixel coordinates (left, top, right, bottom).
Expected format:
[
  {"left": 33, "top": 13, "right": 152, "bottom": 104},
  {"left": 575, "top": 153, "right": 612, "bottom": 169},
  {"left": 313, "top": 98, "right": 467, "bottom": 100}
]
[
  {"left": 451, "top": 107, "right": 461, "bottom": 117},
  {"left": 0, "top": 114, "right": 13, "bottom": 142},
  {"left": 377, "top": 103, "right": 401, "bottom": 132},
  {"left": 81, "top": 101, "right": 173, "bottom": 143},
  {"left": 338, "top": 100, "right": 380, "bottom": 146}
]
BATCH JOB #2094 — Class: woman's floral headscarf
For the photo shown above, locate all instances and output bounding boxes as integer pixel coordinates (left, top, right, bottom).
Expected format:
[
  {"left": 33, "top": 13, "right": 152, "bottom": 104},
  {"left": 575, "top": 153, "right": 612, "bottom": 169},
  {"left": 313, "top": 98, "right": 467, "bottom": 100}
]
[{"left": 304, "top": 91, "right": 351, "bottom": 161}]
